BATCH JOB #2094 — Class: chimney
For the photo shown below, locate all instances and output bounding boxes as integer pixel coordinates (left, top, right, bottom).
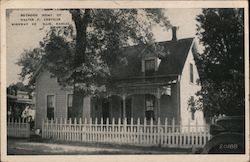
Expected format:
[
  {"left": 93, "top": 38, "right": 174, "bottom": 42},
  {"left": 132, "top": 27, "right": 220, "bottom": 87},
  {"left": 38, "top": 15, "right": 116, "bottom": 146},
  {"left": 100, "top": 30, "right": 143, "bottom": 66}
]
[{"left": 171, "top": 26, "right": 178, "bottom": 41}]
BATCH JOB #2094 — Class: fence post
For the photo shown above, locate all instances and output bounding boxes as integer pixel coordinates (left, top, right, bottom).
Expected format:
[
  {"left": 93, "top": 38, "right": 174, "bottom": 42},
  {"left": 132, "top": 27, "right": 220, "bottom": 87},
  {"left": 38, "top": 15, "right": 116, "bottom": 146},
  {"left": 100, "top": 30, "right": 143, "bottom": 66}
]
[
  {"left": 106, "top": 118, "right": 109, "bottom": 142},
  {"left": 112, "top": 118, "right": 115, "bottom": 143},
  {"left": 150, "top": 118, "right": 153, "bottom": 145},
  {"left": 68, "top": 118, "right": 71, "bottom": 141},
  {"left": 18, "top": 117, "right": 21, "bottom": 137},
  {"left": 42, "top": 118, "right": 44, "bottom": 138},
  {"left": 118, "top": 118, "right": 121, "bottom": 144},
  {"left": 79, "top": 118, "right": 82, "bottom": 141},
  {"left": 187, "top": 118, "right": 190, "bottom": 145},
  {"left": 73, "top": 118, "right": 76, "bottom": 141},
  {"left": 21, "top": 118, "right": 23, "bottom": 137},
  {"left": 130, "top": 118, "right": 133, "bottom": 144},
  {"left": 14, "top": 118, "right": 16, "bottom": 137},
  {"left": 63, "top": 118, "right": 67, "bottom": 141},
  {"left": 195, "top": 118, "right": 198, "bottom": 147},
  {"left": 172, "top": 118, "right": 175, "bottom": 145},
  {"left": 164, "top": 118, "right": 168, "bottom": 146},
  {"left": 157, "top": 117, "right": 161, "bottom": 145},
  {"left": 144, "top": 118, "right": 147, "bottom": 144},
  {"left": 124, "top": 118, "right": 127, "bottom": 143},
  {"left": 55, "top": 118, "right": 57, "bottom": 139},
  {"left": 49, "top": 118, "right": 52, "bottom": 138},
  {"left": 101, "top": 118, "right": 103, "bottom": 142},
  {"left": 89, "top": 118, "right": 92, "bottom": 142},
  {"left": 59, "top": 117, "right": 62, "bottom": 140},
  {"left": 137, "top": 118, "right": 140, "bottom": 144},
  {"left": 95, "top": 118, "right": 98, "bottom": 142}
]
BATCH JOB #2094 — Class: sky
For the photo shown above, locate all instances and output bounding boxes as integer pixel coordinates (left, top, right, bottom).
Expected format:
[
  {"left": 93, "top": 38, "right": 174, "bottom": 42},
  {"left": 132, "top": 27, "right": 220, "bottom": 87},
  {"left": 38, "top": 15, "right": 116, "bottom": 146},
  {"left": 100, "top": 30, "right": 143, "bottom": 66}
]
[{"left": 6, "top": 8, "right": 202, "bottom": 86}]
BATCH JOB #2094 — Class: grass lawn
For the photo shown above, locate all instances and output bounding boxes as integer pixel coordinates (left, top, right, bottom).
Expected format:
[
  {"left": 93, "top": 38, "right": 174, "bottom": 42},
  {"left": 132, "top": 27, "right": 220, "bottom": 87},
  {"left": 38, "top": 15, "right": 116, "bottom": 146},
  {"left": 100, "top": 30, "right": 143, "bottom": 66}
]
[{"left": 7, "top": 137, "right": 193, "bottom": 155}]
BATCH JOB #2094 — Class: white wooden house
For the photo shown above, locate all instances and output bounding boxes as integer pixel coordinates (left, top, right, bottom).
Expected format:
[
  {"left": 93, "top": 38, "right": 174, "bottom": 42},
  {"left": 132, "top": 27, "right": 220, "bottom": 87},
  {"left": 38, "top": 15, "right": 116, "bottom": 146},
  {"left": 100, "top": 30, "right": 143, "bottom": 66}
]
[{"left": 32, "top": 27, "right": 205, "bottom": 130}]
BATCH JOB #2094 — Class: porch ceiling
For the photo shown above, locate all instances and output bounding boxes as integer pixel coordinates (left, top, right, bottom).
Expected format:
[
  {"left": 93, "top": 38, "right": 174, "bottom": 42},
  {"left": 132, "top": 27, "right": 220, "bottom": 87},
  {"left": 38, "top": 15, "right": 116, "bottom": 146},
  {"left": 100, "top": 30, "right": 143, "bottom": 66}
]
[{"left": 108, "top": 79, "right": 175, "bottom": 98}]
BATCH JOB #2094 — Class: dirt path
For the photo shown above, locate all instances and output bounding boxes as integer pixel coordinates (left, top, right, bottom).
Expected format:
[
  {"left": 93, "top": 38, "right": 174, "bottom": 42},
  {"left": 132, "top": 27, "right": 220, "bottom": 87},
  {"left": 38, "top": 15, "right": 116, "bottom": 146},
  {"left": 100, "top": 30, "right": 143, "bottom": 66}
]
[{"left": 7, "top": 138, "right": 192, "bottom": 155}]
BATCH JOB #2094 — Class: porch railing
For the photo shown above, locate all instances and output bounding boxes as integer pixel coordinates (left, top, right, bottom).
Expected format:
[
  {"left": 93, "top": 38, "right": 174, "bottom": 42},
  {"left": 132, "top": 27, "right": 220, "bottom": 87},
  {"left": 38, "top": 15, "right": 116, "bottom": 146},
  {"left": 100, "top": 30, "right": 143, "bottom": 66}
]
[
  {"left": 42, "top": 117, "right": 211, "bottom": 148},
  {"left": 7, "top": 118, "right": 30, "bottom": 138}
]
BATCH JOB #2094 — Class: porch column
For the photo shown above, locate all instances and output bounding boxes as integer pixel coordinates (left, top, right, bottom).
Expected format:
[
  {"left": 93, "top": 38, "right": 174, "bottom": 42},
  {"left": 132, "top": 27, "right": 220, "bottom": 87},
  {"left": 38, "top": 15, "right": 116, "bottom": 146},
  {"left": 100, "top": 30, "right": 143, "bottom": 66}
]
[
  {"left": 122, "top": 95, "right": 126, "bottom": 119},
  {"left": 156, "top": 88, "right": 161, "bottom": 120},
  {"left": 82, "top": 96, "right": 91, "bottom": 120}
]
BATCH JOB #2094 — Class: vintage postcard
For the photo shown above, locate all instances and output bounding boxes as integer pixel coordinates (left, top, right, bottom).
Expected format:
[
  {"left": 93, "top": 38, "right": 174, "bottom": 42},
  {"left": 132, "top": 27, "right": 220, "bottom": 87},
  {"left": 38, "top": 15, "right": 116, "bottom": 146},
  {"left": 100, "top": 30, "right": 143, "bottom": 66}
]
[{"left": 0, "top": 1, "right": 249, "bottom": 162}]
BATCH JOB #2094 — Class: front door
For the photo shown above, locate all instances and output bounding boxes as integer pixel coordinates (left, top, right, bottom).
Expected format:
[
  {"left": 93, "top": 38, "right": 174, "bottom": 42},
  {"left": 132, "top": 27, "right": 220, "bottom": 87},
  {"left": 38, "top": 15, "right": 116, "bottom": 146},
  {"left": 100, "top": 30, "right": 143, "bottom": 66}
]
[
  {"left": 102, "top": 99, "right": 110, "bottom": 123},
  {"left": 126, "top": 98, "right": 132, "bottom": 123}
]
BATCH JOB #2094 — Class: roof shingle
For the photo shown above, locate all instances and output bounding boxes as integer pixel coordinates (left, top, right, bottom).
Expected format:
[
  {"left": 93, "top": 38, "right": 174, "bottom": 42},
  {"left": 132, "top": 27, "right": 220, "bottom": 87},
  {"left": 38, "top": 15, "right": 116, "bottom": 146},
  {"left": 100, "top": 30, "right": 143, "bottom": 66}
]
[{"left": 111, "top": 37, "right": 194, "bottom": 78}]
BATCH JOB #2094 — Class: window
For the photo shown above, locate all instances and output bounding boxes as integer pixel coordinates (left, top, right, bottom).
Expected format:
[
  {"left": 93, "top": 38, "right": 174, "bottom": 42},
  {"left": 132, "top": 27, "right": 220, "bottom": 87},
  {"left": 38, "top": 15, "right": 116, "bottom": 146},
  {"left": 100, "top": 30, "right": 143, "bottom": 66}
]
[
  {"left": 190, "top": 96, "right": 195, "bottom": 120},
  {"left": 145, "top": 59, "right": 155, "bottom": 76},
  {"left": 47, "top": 95, "right": 55, "bottom": 119},
  {"left": 190, "top": 63, "right": 194, "bottom": 83},
  {"left": 67, "top": 94, "right": 73, "bottom": 119},
  {"left": 145, "top": 94, "right": 155, "bottom": 120}
]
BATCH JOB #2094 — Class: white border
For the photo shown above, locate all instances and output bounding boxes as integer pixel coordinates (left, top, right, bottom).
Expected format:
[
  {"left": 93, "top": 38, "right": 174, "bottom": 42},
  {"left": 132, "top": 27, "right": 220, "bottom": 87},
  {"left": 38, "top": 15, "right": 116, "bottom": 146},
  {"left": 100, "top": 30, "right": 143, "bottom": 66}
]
[{"left": 1, "top": 1, "right": 249, "bottom": 162}]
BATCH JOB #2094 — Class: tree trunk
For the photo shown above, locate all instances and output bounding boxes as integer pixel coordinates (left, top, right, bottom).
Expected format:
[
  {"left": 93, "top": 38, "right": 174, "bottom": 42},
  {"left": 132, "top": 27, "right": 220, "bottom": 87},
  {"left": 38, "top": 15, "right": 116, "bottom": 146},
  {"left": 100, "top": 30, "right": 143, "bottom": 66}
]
[{"left": 70, "top": 9, "right": 91, "bottom": 119}]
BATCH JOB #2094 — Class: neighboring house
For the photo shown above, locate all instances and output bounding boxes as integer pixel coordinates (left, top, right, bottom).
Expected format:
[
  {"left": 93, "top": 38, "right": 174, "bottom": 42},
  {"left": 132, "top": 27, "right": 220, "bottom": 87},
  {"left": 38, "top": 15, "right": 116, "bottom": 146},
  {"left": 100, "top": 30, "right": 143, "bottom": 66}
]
[
  {"left": 32, "top": 27, "right": 205, "bottom": 129},
  {"left": 7, "top": 89, "right": 33, "bottom": 119}
]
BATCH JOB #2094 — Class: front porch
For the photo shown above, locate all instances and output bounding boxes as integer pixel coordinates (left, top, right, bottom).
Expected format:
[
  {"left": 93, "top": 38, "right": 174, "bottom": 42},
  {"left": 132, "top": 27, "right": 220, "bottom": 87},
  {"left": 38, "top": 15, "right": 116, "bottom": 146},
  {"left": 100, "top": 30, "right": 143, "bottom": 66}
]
[{"left": 90, "top": 76, "right": 180, "bottom": 125}]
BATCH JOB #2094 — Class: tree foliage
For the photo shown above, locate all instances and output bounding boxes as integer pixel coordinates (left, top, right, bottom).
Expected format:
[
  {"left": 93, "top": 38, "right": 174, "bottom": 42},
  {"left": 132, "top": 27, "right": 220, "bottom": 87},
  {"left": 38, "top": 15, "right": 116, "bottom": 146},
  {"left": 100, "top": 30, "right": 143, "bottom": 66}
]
[
  {"left": 195, "top": 8, "right": 244, "bottom": 117},
  {"left": 17, "top": 9, "right": 171, "bottom": 118}
]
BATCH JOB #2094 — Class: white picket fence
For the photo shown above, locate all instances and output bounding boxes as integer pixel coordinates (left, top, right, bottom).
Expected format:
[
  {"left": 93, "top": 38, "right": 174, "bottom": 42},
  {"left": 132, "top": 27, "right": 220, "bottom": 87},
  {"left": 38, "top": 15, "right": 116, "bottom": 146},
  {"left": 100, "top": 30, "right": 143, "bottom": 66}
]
[
  {"left": 7, "top": 118, "right": 30, "bottom": 138},
  {"left": 42, "top": 117, "right": 211, "bottom": 148}
]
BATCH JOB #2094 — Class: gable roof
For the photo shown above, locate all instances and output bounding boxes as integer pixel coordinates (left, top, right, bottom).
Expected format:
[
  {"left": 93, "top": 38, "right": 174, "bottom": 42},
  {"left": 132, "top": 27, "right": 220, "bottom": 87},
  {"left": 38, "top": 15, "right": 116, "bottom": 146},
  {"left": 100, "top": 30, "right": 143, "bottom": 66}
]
[
  {"left": 31, "top": 37, "right": 195, "bottom": 83},
  {"left": 111, "top": 37, "right": 195, "bottom": 79}
]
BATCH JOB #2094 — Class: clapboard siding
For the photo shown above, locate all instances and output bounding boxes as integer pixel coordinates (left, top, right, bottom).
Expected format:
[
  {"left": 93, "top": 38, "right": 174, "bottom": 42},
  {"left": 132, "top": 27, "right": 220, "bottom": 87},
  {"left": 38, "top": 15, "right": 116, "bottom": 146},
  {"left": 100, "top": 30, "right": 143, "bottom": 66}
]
[
  {"left": 180, "top": 44, "right": 204, "bottom": 126},
  {"left": 35, "top": 70, "right": 71, "bottom": 129}
]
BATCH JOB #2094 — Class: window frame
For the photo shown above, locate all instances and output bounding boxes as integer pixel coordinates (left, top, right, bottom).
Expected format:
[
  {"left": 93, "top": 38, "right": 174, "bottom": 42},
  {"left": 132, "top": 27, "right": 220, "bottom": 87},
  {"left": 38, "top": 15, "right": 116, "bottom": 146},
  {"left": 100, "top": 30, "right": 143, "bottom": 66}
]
[
  {"left": 145, "top": 59, "right": 155, "bottom": 71},
  {"left": 46, "top": 94, "right": 55, "bottom": 120},
  {"left": 145, "top": 94, "right": 155, "bottom": 120},
  {"left": 189, "top": 63, "right": 194, "bottom": 83},
  {"left": 67, "top": 93, "right": 73, "bottom": 119}
]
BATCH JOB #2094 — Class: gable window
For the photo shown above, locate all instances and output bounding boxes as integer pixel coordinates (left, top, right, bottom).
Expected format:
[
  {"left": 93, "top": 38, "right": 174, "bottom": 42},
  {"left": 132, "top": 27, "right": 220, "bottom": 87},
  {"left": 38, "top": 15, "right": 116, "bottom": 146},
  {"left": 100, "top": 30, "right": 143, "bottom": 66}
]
[
  {"left": 145, "top": 59, "right": 155, "bottom": 76},
  {"left": 145, "top": 94, "right": 155, "bottom": 120},
  {"left": 67, "top": 94, "right": 73, "bottom": 119},
  {"left": 47, "top": 95, "right": 55, "bottom": 119},
  {"left": 190, "top": 63, "right": 194, "bottom": 83}
]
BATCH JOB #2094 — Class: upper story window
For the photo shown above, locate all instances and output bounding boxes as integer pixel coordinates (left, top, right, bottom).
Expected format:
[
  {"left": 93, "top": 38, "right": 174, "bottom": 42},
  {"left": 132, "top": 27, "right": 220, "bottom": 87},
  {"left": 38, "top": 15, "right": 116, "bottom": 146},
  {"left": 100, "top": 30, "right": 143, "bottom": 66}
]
[
  {"left": 145, "top": 59, "right": 155, "bottom": 76},
  {"left": 190, "top": 63, "right": 194, "bottom": 83}
]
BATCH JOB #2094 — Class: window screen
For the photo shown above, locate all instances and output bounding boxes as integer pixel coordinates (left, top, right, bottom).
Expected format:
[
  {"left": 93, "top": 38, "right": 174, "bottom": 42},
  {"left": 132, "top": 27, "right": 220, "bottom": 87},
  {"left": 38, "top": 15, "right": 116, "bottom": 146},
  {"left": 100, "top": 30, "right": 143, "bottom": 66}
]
[
  {"left": 190, "top": 63, "right": 194, "bottom": 83},
  {"left": 67, "top": 94, "right": 73, "bottom": 119},
  {"left": 47, "top": 95, "right": 55, "bottom": 119},
  {"left": 145, "top": 94, "right": 155, "bottom": 120}
]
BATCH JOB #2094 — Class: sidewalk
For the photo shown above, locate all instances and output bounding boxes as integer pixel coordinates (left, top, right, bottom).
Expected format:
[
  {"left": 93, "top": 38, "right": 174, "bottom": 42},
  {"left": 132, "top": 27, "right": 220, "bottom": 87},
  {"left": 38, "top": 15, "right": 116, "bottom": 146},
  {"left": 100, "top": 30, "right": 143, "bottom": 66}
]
[{"left": 7, "top": 138, "right": 192, "bottom": 155}]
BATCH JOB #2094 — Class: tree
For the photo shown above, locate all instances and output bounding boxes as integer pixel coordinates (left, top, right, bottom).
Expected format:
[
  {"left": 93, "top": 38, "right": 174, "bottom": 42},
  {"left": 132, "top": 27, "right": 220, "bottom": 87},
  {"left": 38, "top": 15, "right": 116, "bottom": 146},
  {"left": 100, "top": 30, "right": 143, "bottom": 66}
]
[
  {"left": 7, "top": 82, "right": 33, "bottom": 96},
  {"left": 17, "top": 48, "right": 44, "bottom": 82},
  {"left": 195, "top": 8, "right": 244, "bottom": 118},
  {"left": 18, "top": 9, "right": 171, "bottom": 119}
]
